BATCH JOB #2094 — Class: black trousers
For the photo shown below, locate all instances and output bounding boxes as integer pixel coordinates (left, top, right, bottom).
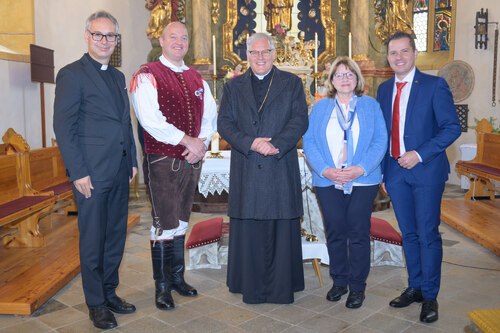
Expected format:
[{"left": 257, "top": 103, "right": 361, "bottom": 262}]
[
  {"left": 316, "top": 185, "right": 378, "bottom": 292},
  {"left": 74, "top": 156, "right": 129, "bottom": 307}
]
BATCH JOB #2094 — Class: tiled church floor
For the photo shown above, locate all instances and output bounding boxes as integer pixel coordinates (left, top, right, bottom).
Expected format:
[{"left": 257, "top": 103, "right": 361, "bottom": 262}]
[{"left": 0, "top": 184, "right": 498, "bottom": 332}]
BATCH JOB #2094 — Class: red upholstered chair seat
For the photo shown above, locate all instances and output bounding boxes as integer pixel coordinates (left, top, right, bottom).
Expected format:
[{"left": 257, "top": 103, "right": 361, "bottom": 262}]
[
  {"left": 370, "top": 217, "right": 402, "bottom": 246},
  {"left": 186, "top": 217, "right": 223, "bottom": 249}
]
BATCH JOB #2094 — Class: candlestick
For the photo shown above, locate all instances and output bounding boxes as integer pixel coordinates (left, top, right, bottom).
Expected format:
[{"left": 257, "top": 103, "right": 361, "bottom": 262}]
[
  {"left": 212, "top": 35, "right": 217, "bottom": 76},
  {"left": 348, "top": 32, "right": 352, "bottom": 58},
  {"left": 314, "top": 32, "right": 318, "bottom": 73},
  {"left": 211, "top": 132, "right": 219, "bottom": 154}
]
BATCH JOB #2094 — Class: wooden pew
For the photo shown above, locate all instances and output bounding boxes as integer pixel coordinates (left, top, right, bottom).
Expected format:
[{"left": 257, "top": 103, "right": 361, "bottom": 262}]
[
  {"left": 2, "top": 128, "right": 76, "bottom": 214},
  {"left": 0, "top": 152, "right": 55, "bottom": 247},
  {"left": 456, "top": 121, "right": 500, "bottom": 200},
  {"left": 28, "top": 146, "right": 76, "bottom": 213}
]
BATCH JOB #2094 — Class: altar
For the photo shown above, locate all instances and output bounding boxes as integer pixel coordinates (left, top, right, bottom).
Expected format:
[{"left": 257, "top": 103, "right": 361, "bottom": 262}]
[{"left": 197, "top": 150, "right": 330, "bottom": 268}]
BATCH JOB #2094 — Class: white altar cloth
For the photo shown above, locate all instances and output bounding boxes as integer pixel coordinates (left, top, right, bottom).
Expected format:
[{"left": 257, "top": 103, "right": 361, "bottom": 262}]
[{"left": 200, "top": 150, "right": 327, "bottom": 243}]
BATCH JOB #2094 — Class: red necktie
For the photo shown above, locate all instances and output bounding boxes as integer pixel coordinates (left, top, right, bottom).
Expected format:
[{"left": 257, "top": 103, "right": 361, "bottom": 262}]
[{"left": 391, "top": 82, "right": 407, "bottom": 159}]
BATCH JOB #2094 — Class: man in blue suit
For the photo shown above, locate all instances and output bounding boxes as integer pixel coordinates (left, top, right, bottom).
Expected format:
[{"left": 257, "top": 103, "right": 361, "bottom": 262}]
[
  {"left": 377, "top": 31, "right": 460, "bottom": 323},
  {"left": 54, "top": 11, "right": 137, "bottom": 330}
]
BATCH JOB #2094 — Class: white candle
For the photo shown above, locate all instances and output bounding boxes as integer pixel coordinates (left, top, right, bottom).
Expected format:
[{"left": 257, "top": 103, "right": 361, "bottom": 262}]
[
  {"left": 314, "top": 33, "right": 318, "bottom": 73},
  {"left": 348, "top": 32, "right": 352, "bottom": 58},
  {"left": 211, "top": 132, "right": 219, "bottom": 153},
  {"left": 212, "top": 35, "right": 217, "bottom": 76}
]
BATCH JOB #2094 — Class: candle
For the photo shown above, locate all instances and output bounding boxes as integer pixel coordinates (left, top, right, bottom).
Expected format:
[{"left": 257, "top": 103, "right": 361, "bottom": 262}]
[
  {"left": 211, "top": 132, "right": 219, "bottom": 153},
  {"left": 348, "top": 32, "right": 352, "bottom": 58},
  {"left": 212, "top": 35, "right": 217, "bottom": 76},
  {"left": 314, "top": 32, "right": 318, "bottom": 73}
]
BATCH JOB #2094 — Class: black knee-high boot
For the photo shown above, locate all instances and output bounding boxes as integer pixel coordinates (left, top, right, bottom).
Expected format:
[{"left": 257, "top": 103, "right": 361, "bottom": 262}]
[
  {"left": 171, "top": 235, "right": 197, "bottom": 297},
  {"left": 151, "top": 240, "right": 175, "bottom": 310}
]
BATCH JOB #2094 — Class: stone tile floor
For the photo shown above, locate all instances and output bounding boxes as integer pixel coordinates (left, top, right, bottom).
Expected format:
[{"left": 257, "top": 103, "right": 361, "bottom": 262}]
[{"left": 0, "top": 184, "right": 498, "bottom": 332}]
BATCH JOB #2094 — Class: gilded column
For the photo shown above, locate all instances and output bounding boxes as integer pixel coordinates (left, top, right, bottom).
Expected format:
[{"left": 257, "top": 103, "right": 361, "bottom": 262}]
[
  {"left": 350, "top": 0, "right": 369, "bottom": 61},
  {"left": 192, "top": 0, "right": 211, "bottom": 64}
]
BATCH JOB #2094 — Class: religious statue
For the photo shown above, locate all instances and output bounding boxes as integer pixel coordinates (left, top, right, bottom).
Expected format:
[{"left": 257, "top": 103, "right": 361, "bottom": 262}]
[
  {"left": 264, "top": 0, "right": 293, "bottom": 34},
  {"left": 374, "top": 0, "right": 414, "bottom": 42},
  {"left": 145, "top": 0, "right": 172, "bottom": 40}
]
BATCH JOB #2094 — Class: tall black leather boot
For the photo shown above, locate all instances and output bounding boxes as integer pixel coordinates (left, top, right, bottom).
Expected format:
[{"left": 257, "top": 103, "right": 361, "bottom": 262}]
[
  {"left": 170, "top": 235, "right": 198, "bottom": 297},
  {"left": 151, "top": 240, "right": 175, "bottom": 310}
]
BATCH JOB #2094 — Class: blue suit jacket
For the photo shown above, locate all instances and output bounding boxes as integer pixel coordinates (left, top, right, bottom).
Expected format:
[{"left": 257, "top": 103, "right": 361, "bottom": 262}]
[
  {"left": 376, "top": 69, "right": 461, "bottom": 185},
  {"left": 303, "top": 95, "right": 387, "bottom": 187}
]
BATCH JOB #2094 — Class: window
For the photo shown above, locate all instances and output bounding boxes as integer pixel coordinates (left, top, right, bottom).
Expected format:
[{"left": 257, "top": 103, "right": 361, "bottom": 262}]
[{"left": 411, "top": 0, "right": 456, "bottom": 70}]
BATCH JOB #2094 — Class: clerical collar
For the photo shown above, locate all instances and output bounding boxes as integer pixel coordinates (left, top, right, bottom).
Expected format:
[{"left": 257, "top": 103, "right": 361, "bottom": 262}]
[
  {"left": 85, "top": 53, "right": 109, "bottom": 71},
  {"left": 252, "top": 68, "right": 273, "bottom": 80},
  {"left": 159, "top": 55, "right": 189, "bottom": 73}
]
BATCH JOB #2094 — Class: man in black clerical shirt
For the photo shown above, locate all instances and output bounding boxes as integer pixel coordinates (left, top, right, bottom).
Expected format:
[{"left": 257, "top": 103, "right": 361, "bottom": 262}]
[
  {"left": 218, "top": 32, "right": 308, "bottom": 304},
  {"left": 53, "top": 11, "right": 138, "bottom": 330}
]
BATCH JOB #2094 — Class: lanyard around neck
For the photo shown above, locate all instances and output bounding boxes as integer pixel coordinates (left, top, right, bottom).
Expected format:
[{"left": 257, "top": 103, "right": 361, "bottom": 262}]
[{"left": 335, "top": 98, "right": 357, "bottom": 140}]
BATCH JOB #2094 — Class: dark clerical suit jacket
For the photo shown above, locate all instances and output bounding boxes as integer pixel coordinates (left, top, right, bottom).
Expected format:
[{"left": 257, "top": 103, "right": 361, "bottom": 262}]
[
  {"left": 53, "top": 54, "right": 137, "bottom": 307},
  {"left": 218, "top": 67, "right": 309, "bottom": 220}
]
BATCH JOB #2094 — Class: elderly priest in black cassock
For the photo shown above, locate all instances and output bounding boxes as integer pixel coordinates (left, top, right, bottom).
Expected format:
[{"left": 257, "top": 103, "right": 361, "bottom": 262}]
[{"left": 218, "top": 32, "right": 308, "bottom": 304}]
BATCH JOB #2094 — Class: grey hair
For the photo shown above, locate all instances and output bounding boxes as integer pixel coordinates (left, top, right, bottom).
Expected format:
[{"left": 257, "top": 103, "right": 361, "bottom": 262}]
[
  {"left": 246, "top": 32, "right": 275, "bottom": 50},
  {"left": 85, "top": 11, "right": 119, "bottom": 33}
]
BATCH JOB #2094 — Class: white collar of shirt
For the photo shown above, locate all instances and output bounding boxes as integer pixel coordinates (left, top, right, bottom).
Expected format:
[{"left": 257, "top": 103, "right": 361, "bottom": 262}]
[
  {"left": 254, "top": 69, "right": 272, "bottom": 80},
  {"left": 100, "top": 64, "right": 108, "bottom": 71},
  {"left": 159, "top": 55, "right": 189, "bottom": 73},
  {"left": 394, "top": 66, "right": 416, "bottom": 86},
  {"left": 391, "top": 66, "right": 416, "bottom": 157}
]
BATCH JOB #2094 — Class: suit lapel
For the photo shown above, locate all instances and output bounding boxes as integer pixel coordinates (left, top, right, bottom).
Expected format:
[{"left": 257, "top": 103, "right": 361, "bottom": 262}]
[
  {"left": 80, "top": 56, "right": 120, "bottom": 119},
  {"left": 263, "top": 68, "right": 286, "bottom": 108},
  {"left": 237, "top": 71, "right": 258, "bottom": 114},
  {"left": 405, "top": 69, "right": 421, "bottom": 133},
  {"left": 110, "top": 68, "right": 129, "bottom": 120}
]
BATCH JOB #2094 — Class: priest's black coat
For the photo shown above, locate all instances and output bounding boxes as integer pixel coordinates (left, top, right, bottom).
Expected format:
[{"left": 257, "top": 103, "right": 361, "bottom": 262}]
[{"left": 217, "top": 67, "right": 309, "bottom": 220}]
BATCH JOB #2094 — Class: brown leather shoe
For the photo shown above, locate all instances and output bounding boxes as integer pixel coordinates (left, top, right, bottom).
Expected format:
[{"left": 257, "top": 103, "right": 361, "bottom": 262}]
[{"left": 389, "top": 288, "right": 423, "bottom": 308}]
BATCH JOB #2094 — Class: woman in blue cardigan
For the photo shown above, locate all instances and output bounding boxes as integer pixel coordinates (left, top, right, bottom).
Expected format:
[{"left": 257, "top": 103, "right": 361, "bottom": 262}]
[{"left": 303, "top": 56, "right": 387, "bottom": 309}]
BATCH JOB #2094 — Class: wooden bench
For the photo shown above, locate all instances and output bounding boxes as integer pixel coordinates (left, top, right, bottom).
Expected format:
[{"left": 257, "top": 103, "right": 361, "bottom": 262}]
[
  {"left": 28, "top": 146, "right": 76, "bottom": 213},
  {"left": 0, "top": 152, "right": 55, "bottom": 247},
  {"left": 456, "top": 126, "right": 500, "bottom": 200}
]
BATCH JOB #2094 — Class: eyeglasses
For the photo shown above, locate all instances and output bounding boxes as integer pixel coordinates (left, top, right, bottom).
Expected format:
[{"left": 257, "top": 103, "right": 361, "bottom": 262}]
[
  {"left": 333, "top": 72, "right": 357, "bottom": 80},
  {"left": 248, "top": 49, "right": 274, "bottom": 57},
  {"left": 87, "top": 30, "right": 118, "bottom": 42}
]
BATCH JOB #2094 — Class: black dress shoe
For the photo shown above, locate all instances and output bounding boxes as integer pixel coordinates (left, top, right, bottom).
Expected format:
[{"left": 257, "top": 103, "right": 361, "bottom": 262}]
[
  {"left": 420, "top": 299, "right": 439, "bottom": 323},
  {"left": 89, "top": 306, "right": 117, "bottom": 330},
  {"left": 346, "top": 291, "right": 365, "bottom": 309},
  {"left": 389, "top": 288, "right": 423, "bottom": 308},
  {"left": 106, "top": 296, "right": 136, "bottom": 314},
  {"left": 326, "top": 285, "right": 348, "bottom": 302}
]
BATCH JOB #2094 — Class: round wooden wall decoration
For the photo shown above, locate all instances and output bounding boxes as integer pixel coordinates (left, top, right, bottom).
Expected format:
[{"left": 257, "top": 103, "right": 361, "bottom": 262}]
[{"left": 438, "top": 60, "right": 475, "bottom": 103}]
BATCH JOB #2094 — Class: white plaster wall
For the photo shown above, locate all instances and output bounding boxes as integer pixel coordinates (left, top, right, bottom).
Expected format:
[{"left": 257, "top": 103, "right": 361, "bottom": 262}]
[
  {"left": 444, "top": 0, "right": 500, "bottom": 185},
  {"left": 0, "top": 0, "right": 150, "bottom": 167}
]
